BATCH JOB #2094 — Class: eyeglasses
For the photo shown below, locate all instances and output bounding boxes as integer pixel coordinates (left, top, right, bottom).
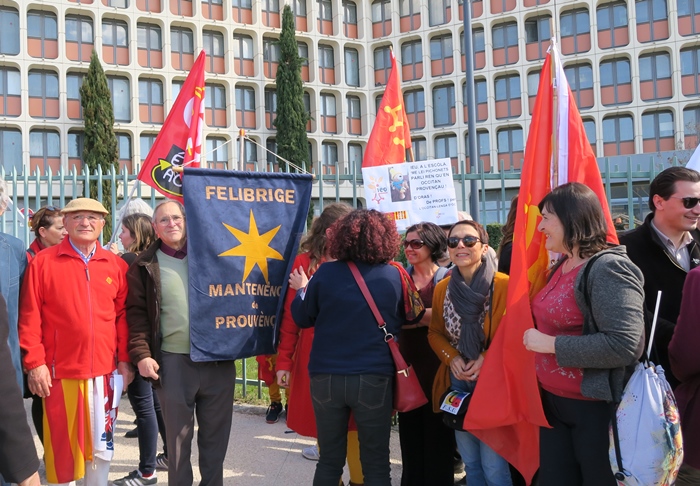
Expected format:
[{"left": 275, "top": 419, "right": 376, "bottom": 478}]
[
  {"left": 157, "top": 215, "right": 184, "bottom": 226},
  {"left": 670, "top": 196, "right": 700, "bottom": 209},
  {"left": 402, "top": 239, "right": 425, "bottom": 250},
  {"left": 70, "top": 214, "right": 103, "bottom": 223},
  {"left": 447, "top": 236, "right": 481, "bottom": 248}
]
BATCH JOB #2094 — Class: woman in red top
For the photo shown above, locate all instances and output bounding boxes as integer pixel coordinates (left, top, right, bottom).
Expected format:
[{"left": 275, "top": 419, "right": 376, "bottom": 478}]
[
  {"left": 26, "top": 206, "right": 66, "bottom": 260},
  {"left": 274, "top": 203, "right": 365, "bottom": 484}
]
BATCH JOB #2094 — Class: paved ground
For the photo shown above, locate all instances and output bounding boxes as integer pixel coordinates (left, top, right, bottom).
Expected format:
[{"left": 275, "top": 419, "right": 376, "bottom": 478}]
[{"left": 25, "top": 398, "right": 411, "bottom": 485}]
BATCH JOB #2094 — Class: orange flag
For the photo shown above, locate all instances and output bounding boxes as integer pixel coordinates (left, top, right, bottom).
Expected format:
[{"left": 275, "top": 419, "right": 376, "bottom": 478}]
[
  {"left": 137, "top": 51, "right": 206, "bottom": 202},
  {"left": 464, "top": 44, "right": 617, "bottom": 485},
  {"left": 362, "top": 49, "right": 412, "bottom": 167}
]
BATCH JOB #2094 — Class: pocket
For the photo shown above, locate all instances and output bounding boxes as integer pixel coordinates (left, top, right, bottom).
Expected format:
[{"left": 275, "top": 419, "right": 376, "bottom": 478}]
[
  {"left": 310, "top": 374, "right": 332, "bottom": 405},
  {"left": 358, "top": 374, "right": 390, "bottom": 410}
]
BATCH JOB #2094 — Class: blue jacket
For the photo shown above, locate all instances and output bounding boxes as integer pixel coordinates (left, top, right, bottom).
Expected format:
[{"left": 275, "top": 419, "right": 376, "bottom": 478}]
[{"left": 0, "top": 232, "right": 27, "bottom": 391}]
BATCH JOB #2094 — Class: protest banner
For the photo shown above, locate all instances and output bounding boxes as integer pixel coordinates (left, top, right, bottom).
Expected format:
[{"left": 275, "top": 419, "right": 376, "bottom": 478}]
[
  {"left": 182, "top": 169, "right": 312, "bottom": 361},
  {"left": 362, "top": 158, "right": 459, "bottom": 231}
]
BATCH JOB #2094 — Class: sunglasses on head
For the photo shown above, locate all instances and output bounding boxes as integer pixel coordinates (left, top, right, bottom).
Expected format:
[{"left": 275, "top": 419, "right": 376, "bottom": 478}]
[
  {"left": 447, "top": 236, "right": 481, "bottom": 248},
  {"left": 402, "top": 239, "right": 425, "bottom": 250},
  {"left": 670, "top": 196, "right": 700, "bottom": 209}
]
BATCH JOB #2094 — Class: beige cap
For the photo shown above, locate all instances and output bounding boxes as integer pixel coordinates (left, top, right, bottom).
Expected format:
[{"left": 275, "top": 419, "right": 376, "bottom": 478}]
[{"left": 62, "top": 198, "right": 109, "bottom": 215}]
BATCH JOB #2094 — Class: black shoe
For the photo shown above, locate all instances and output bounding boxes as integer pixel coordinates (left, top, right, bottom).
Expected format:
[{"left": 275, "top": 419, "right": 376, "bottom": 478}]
[
  {"left": 125, "top": 426, "right": 138, "bottom": 438},
  {"left": 454, "top": 477, "right": 467, "bottom": 486},
  {"left": 266, "top": 401, "right": 283, "bottom": 424}
]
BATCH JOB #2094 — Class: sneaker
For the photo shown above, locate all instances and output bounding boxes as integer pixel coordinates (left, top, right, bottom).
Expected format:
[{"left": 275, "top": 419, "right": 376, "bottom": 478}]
[
  {"left": 155, "top": 452, "right": 168, "bottom": 471},
  {"left": 302, "top": 444, "right": 320, "bottom": 461},
  {"left": 266, "top": 401, "right": 284, "bottom": 424},
  {"left": 112, "top": 470, "right": 157, "bottom": 486}
]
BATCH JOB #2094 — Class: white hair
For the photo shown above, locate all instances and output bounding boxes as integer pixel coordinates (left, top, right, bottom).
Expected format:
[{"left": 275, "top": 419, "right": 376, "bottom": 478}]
[
  {"left": 122, "top": 198, "right": 154, "bottom": 217},
  {"left": 0, "top": 176, "right": 9, "bottom": 213}
]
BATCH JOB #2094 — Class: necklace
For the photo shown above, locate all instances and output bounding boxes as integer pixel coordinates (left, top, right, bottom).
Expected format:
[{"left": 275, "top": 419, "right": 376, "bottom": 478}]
[{"left": 562, "top": 257, "right": 588, "bottom": 274}]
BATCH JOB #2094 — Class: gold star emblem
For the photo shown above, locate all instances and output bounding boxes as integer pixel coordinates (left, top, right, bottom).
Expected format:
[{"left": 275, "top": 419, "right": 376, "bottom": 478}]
[{"left": 218, "top": 209, "right": 284, "bottom": 283}]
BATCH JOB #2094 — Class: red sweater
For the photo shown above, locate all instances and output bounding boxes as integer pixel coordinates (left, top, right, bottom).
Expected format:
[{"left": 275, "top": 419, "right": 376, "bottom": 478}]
[{"left": 19, "top": 238, "right": 129, "bottom": 379}]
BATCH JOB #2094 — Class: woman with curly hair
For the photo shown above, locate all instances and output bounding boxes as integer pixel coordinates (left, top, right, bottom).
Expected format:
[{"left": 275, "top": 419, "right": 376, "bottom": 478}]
[{"left": 292, "top": 209, "right": 423, "bottom": 486}]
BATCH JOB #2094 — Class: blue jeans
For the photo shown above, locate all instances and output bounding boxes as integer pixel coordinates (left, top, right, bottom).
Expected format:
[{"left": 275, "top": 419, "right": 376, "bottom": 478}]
[
  {"left": 450, "top": 373, "right": 513, "bottom": 486},
  {"left": 128, "top": 371, "right": 167, "bottom": 475},
  {"left": 310, "top": 374, "right": 394, "bottom": 486}
]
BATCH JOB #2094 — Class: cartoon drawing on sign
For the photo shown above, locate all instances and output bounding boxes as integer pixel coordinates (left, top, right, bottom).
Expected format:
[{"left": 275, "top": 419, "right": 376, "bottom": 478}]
[{"left": 389, "top": 167, "right": 412, "bottom": 202}]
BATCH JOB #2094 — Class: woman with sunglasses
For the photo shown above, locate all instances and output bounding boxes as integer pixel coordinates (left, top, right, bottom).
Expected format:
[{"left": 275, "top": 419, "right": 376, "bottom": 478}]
[
  {"left": 523, "top": 183, "right": 644, "bottom": 486},
  {"left": 429, "top": 220, "right": 513, "bottom": 486},
  {"left": 398, "top": 222, "right": 454, "bottom": 486}
]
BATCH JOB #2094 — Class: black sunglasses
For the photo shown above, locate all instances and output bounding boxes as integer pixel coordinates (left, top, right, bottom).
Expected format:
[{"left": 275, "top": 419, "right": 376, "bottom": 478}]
[
  {"left": 403, "top": 239, "right": 425, "bottom": 250},
  {"left": 670, "top": 196, "right": 700, "bottom": 209},
  {"left": 447, "top": 236, "right": 481, "bottom": 248}
]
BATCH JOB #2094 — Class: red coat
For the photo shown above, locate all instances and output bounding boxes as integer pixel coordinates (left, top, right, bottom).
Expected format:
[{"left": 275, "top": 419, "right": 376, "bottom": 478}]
[
  {"left": 26, "top": 238, "right": 44, "bottom": 262},
  {"left": 19, "top": 238, "right": 129, "bottom": 379}
]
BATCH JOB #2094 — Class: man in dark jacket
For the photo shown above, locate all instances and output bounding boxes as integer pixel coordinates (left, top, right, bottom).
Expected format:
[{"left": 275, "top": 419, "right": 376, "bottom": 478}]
[{"left": 619, "top": 166, "right": 700, "bottom": 388}]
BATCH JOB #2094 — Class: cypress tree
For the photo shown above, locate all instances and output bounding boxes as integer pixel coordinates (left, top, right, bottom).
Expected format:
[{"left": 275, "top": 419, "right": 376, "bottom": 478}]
[
  {"left": 81, "top": 50, "right": 119, "bottom": 239},
  {"left": 274, "top": 5, "right": 310, "bottom": 172}
]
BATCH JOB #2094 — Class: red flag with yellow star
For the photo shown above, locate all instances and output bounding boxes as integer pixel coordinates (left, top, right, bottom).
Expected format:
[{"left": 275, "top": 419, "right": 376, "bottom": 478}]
[
  {"left": 137, "top": 51, "right": 206, "bottom": 202},
  {"left": 362, "top": 49, "right": 412, "bottom": 167}
]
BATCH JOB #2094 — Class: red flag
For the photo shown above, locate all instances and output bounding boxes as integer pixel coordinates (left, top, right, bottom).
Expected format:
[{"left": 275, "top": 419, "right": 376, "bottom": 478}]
[
  {"left": 464, "top": 44, "right": 617, "bottom": 485},
  {"left": 362, "top": 50, "right": 412, "bottom": 167},
  {"left": 137, "top": 51, "right": 206, "bottom": 202}
]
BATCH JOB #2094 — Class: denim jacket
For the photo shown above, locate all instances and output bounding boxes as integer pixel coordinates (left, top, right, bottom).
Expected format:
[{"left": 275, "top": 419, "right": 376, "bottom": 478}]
[{"left": 0, "top": 232, "right": 27, "bottom": 391}]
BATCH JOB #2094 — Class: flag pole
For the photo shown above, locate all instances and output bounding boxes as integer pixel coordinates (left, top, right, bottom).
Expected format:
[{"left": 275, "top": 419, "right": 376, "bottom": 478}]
[
  {"left": 108, "top": 179, "right": 141, "bottom": 245},
  {"left": 463, "top": 0, "right": 480, "bottom": 222},
  {"left": 550, "top": 33, "right": 559, "bottom": 189},
  {"left": 238, "top": 129, "right": 246, "bottom": 171}
]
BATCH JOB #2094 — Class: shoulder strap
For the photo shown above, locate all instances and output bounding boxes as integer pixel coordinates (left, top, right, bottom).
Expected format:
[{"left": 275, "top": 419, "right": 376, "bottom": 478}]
[
  {"left": 347, "top": 261, "right": 385, "bottom": 328},
  {"left": 484, "top": 279, "right": 495, "bottom": 351},
  {"left": 27, "top": 248, "right": 36, "bottom": 258},
  {"left": 434, "top": 266, "right": 449, "bottom": 284}
]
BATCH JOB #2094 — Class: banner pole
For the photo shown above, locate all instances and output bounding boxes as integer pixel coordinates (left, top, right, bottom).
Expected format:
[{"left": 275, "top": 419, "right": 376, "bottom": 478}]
[{"left": 108, "top": 179, "right": 141, "bottom": 245}]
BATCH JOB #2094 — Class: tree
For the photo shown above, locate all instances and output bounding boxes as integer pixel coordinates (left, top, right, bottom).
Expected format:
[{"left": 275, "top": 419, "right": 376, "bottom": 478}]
[
  {"left": 81, "top": 50, "right": 119, "bottom": 239},
  {"left": 274, "top": 5, "right": 310, "bottom": 172}
]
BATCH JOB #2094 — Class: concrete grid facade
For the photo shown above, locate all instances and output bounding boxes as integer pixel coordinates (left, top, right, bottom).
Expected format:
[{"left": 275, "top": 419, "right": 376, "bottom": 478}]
[{"left": 0, "top": 0, "right": 699, "bottom": 183}]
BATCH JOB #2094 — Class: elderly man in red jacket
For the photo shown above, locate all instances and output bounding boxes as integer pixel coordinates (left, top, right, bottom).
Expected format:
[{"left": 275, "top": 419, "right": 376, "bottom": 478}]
[{"left": 19, "top": 197, "right": 133, "bottom": 486}]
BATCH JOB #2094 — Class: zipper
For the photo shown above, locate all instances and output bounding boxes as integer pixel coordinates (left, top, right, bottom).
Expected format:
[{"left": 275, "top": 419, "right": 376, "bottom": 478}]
[
  {"left": 86, "top": 263, "right": 95, "bottom": 377},
  {"left": 52, "top": 329, "right": 57, "bottom": 379}
]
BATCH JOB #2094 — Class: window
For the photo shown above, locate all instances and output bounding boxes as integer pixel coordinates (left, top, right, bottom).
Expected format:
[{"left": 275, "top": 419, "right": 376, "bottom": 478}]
[
  {"left": 233, "top": 34, "right": 254, "bottom": 77},
  {"left": 104, "top": 0, "right": 129, "bottom": 7},
  {"left": 29, "top": 130, "right": 60, "bottom": 174},
  {"left": 68, "top": 131, "right": 84, "bottom": 172},
  {"left": 434, "top": 134, "right": 458, "bottom": 173},
  {"left": 492, "top": 22, "right": 518, "bottom": 66},
  {"left": 639, "top": 52, "right": 672, "bottom": 101},
  {"left": 411, "top": 137, "right": 427, "bottom": 161},
  {"left": 681, "top": 47, "right": 700, "bottom": 96},
  {"left": 463, "top": 79, "right": 488, "bottom": 122},
  {"left": 497, "top": 127, "right": 524, "bottom": 171},
  {"left": 304, "top": 91, "right": 312, "bottom": 131},
  {"left": 0, "top": 8, "right": 19, "bottom": 55},
  {"left": 206, "top": 137, "right": 229, "bottom": 170},
  {"left": 461, "top": 29, "right": 486, "bottom": 71},
  {"left": 494, "top": 74, "right": 521, "bottom": 120},
  {"left": 116, "top": 133, "right": 132, "bottom": 172},
  {"left": 564, "top": 64, "right": 594, "bottom": 109},
  {"left": 108, "top": 76, "right": 131, "bottom": 122},
  {"left": 67, "top": 73, "right": 84, "bottom": 120},
  {"left": 320, "top": 93, "right": 337, "bottom": 133},
  {"left": 242, "top": 138, "right": 258, "bottom": 170},
  {"left": 262, "top": 0, "right": 281, "bottom": 28},
  {"left": 600, "top": 58, "right": 632, "bottom": 105},
  {"left": 465, "top": 130, "right": 491, "bottom": 172},
  {"left": 298, "top": 42, "right": 310, "bottom": 81},
  {"left": 401, "top": 40, "right": 423, "bottom": 81},
  {"left": 560, "top": 8, "right": 591, "bottom": 54},
  {"left": 348, "top": 143, "right": 363, "bottom": 174},
  {"left": 294, "top": 0, "right": 308, "bottom": 31},
  {"left": 405, "top": 89, "right": 425, "bottom": 130},
  {"left": 429, "top": 0, "right": 451, "bottom": 26},
  {"left": 583, "top": 119, "right": 597, "bottom": 152},
  {"left": 430, "top": 35, "right": 453, "bottom": 77},
  {"left": 400, "top": 0, "right": 420, "bottom": 32},
  {"left": 266, "top": 138, "right": 278, "bottom": 171},
  {"left": 0, "top": 128, "right": 21, "bottom": 173},
  {"left": 137, "top": 0, "right": 161, "bottom": 13},
  {"left": 347, "top": 96, "right": 361, "bottom": 135},
  {"left": 374, "top": 46, "right": 391, "bottom": 86},
  {"left": 678, "top": 0, "right": 700, "bottom": 35},
  {"left": 172, "top": 80, "right": 183, "bottom": 100},
  {"left": 202, "top": 0, "right": 224, "bottom": 20},
  {"left": 232, "top": 0, "right": 253, "bottom": 23},
  {"left": 491, "top": 0, "right": 516, "bottom": 14},
  {"left": 28, "top": 70, "right": 59, "bottom": 119},
  {"left": 321, "top": 142, "right": 339, "bottom": 174},
  {"left": 344, "top": 1, "right": 358, "bottom": 38},
  {"left": 345, "top": 48, "right": 360, "bottom": 87},
  {"left": 527, "top": 70, "right": 540, "bottom": 114},
  {"left": 263, "top": 37, "right": 280, "bottom": 79},
  {"left": 683, "top": 105, "right": 700, "bottom": 149},
  {"left": 66, "top": 16, "right": 94, "bottom": 63},
  {"left": 642, "top": 111, "right": 675, "bottom": 152},
  {"left": 170, "top": 0, "right": 193, "bottom": 16},
  {"left": 205, "top": 84, "right": 227, "bottom": 128},
  {"left": 0, "top": 67, "right": 21, "bottom": 117},
  {"left": 171, "top": 27, "right": 194, "bottom": 71},
  {"left": 137, "top": 23, "right": 162, "bottom": 68},
  {"left": 636, "top": 0, "right": 669, "bottom": 42},
  {"left": 603, "top": 115, "right": 635, "bottom": 155},
  {"left": 203, "top": 31, "right": 225, "bottom": 74},
  {"left": 140, "top": 133, "right": 158, "bottom": 161},
  {"left": 318, "top": 0, "right": 333, "bottom": 35},
  {"left": 139, "top": 78, "right": 164, "bottom": 124},
  {"left": 433, "top": 84, "right": 456, "bottom": 127},
  {"left": 28, "top": 11, "right": 58, "bottom": 59},
  {"left": 372, "top": 0, "right": 392, "bottom": 37},
  {"left": 265, "top": 88, "right": 277, "bottom": 129},
  {"left": 102, "top": 19, "right": 129, "bottom": 65},
  {"left": 318, "top": 44, "right": 336, "bottom": 84},
  {"left": 235, "top": 86, "right": 256, "bottom": 129},
  {"left": 525, "top": 16, "right": 551, "bottom": 61},
  {"left": 597, "top": 2, "right": 629, "bottom": 48}
]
